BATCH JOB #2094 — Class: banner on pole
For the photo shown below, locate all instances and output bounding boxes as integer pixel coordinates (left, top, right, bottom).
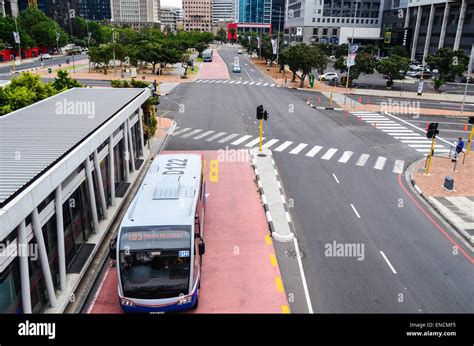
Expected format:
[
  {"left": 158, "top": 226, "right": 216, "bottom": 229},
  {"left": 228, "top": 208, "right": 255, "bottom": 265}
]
[
  {"left": 271, "top": 39, "right": 278, "bottom": 54},
  {"left": 13, "top": 32, "right": 20, "bottom": 44}
]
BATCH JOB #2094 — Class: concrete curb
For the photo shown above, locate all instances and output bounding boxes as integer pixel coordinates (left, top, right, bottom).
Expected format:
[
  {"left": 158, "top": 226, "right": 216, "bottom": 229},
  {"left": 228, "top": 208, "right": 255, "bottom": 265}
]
[
  {"left": 405, "top": 159, "right": 474, "bottom": 251},
  {"left": 250, "top": 149, "right": 295, "bottom": 242},
  {"left": 306, "top": 100, "right": 343, "bottom": 112}
]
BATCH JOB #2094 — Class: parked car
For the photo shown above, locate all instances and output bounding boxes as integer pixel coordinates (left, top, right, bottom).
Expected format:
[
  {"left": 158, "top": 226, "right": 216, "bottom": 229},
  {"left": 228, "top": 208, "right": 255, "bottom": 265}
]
[
  {"left": 41, "top": 54, "right": 52, "bottom": 60},
  {"left": 328, "top": 55, "right": 336, "bottom": 61},
  {"left": 407, "top": 71, "right": 431, "bottom": 79},
  {"left": 320, "top": 72, "right": 339, "bottom": 81},
  {"left": 237, "top": 49, "right": 242, "bottom": 54},
  {"left": 232, "top": 63, "right": 241, "bottom": 73},
  {"left": 461, "top": 75, "right": 473, "bottom": 83}
]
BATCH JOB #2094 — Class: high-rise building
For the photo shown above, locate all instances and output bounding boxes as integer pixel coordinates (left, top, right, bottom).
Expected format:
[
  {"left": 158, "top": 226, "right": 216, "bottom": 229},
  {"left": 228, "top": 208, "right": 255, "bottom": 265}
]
[
  {"left": 271, "top": 0, "right": 284, "bottom": 33},
  {"left": 380, "top": 0, "right": 409, "bottom": 52},
  {"left": 284, "top": 0, "right": 383, "bottom": 45},
  {"left": 0, "top": 0, "right": 19, "bottom": 17},
  {"left": 212, "top": 0, "right": 234, "bottom": 24},
  {"left": 183, "top": 0, "right": 212, "bottom": 32},
  {"left": 237, "top": 0, "right": 271, "bottom": 24},
  {"left": 111, "top": 0, "right": 160, "bottom": 26},
  {"left": 161, "top": 6, "right": 179, "bottom": 31}
]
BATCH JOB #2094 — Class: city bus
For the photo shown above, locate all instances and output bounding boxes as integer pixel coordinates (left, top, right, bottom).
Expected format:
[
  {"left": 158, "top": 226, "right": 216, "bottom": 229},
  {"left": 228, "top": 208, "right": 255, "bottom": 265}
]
[
  {"left": 202, "top": 49, "right": 213, "bottom": 62},
  {"left": 110, "top": 154, "right": 206, "bottom": 312}
]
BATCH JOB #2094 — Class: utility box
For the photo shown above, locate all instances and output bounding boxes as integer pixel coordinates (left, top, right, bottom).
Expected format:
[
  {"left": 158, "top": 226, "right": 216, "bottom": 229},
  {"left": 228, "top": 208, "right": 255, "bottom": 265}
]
[
  {"left": 309, "top": 74, "right": 315, "bottom": 88},
  {"left": 444, "top": 176, "right": 454, "bottom": 191}
]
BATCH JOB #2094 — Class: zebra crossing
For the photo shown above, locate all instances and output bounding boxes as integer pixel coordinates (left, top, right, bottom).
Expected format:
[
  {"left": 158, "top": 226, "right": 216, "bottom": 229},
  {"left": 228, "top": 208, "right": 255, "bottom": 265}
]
[
  {"left": 194, "top": 79, "right": 280, "bottom": 88},
  {"left": 351, "top": 111, "right": 450, "bottom": 155},
  {"left": 171, "top": 127, "right": 406, "bottom": 174}
]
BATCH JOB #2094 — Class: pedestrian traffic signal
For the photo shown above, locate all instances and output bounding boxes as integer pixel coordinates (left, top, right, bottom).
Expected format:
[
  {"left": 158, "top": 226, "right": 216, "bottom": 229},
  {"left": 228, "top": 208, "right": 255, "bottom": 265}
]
[
  {"left": 263, "top": 110, "right": 268, "bottom": 121},
  {"left": 469, "top": 116, "right": 474, "bottom": 124},
  {"left": 426, "top": 122, "right": 439, "bottom": 139},
  {"left": 256, "top": 105, "right": 264, "bottom": 120}
]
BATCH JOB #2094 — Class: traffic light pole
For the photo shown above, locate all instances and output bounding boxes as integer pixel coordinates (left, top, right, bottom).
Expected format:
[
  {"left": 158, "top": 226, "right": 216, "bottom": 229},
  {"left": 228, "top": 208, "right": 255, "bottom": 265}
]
[
  {"left": 425, "top": 136, "right": 436, "bottom": 175},
  {"left": 259, "top": 119, "right": 263, "bottom": 152},
  {"left": 467, "top": 124, "right": 474, "bottom": 156}
]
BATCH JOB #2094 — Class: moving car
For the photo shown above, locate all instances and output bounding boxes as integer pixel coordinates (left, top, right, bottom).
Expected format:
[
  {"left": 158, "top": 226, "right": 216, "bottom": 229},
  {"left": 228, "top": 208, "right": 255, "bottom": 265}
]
[
  {"left": 202, "top": 49, "right": 213, "bottom": 62},
  {"left": 320, "top": 72, "right": 338, "bottom": 81},
  {"left": 232, "top": 63, "right": 241, "bottom": 73},
  {"left": 41, "top": 54, "right": 52, "bottom": 60},
  {"left": 237, "top": 49, "right": 242, "bottom": 54}
]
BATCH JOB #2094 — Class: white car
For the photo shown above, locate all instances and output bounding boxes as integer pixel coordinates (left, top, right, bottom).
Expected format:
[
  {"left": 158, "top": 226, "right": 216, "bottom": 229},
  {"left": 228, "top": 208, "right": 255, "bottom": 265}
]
[
  {"left": 41, "top": 54, "right": 52, "bottom": 60},
  {"left": 320, "top": 72, "right": 338, "bottom": 81},
  {"left": 328, "top": 55, "right": 336, "bottom": 61},
  {"left": 237, "top": 49, "right": 242, "bottom": 54}
]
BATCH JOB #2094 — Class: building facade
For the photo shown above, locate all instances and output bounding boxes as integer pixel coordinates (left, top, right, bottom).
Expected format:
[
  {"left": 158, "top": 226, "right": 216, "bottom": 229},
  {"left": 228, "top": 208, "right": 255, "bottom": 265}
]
[
  {"left": 212, "top": 0, "right": 234, "bottom": 24},
  {"left": 0, "top": 0, "right": 19, "bottom": 16},
  {"left": 380, "top": 0, "right": 409, "bottom": 51},
  {"left": 160, "top": 6, "right": 179, "bottom": 31},
  {"left": 271, "top": 0, "right": 285, "bottom": 32},
  {"left": 284, "top": 0, "right": 384, "bottom": 45},
  {"left": 406, "top": 0, "right": 474, "bottom": 61},
  {"left": 237, "top": 0, "right": 272, "bottom": 24},
  {"left": 111, "top": 0, "right": 160, "bottom": 24},
  {"left": 0, "top": 88, "right": 155, "bottom": 313},
  {"left": 183, "top": 0, "right": 213, "bottom": 32}
]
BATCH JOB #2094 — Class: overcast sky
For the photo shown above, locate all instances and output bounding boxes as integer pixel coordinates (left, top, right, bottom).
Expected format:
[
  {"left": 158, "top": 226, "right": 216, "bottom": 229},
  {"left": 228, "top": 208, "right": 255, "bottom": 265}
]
[{"left": 161, "top": 0, "right": 182, "bottom": 8}]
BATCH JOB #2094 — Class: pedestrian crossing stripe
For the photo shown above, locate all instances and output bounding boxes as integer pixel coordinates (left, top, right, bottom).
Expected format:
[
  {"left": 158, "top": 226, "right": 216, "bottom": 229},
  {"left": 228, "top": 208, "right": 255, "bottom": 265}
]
[
  {"left": 171, "top": 127, "right": 406, "bottom": 174},
  {"left": 352, "top": 111, "right": 449, "bottom": 155},
  {"left": 195, "top": 79, "right": 283, "bottom": 87}
]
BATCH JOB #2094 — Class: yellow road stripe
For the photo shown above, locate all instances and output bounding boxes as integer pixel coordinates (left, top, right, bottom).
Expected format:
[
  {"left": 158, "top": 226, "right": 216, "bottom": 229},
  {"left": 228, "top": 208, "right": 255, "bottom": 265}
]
[
  {"left": 265, "top": 235, "right": 272, "bottom": 245},
  {"left": 281, "top": 305, "right": 290, "bottom": 314},
  {"left": 275, "top": 277, "right": 284, "bottom": 292},
  {"left": 269, "top": 254, "right": 277, "bottom": 267}
]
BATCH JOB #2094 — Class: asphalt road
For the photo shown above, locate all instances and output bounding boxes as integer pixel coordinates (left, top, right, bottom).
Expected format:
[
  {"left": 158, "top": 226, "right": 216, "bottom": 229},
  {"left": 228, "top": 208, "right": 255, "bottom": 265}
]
[{"left": 0, "top": 53, "right": 87, "bottom": 76}]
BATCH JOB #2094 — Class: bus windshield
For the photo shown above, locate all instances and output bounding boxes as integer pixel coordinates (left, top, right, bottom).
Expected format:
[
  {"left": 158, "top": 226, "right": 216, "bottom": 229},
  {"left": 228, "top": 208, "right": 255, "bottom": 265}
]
[{"left": 119, "top": 226, "right": 192, "bottom": 299}]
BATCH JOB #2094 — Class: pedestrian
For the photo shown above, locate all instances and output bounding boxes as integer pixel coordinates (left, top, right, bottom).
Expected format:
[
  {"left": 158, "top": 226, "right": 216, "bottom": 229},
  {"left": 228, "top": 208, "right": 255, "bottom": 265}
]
[{"left": 452, "top": 137, "right": 464, "bottom": 161}]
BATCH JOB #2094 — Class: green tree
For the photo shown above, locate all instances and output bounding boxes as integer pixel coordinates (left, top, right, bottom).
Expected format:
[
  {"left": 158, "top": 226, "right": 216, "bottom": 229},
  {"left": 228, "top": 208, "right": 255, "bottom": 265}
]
[
  {"left": 18, "top": 8, "right": 67, "bottom": 48},
  {"left": 376, "top": 54, "right": 409, "bottom": 88},
  {"left": 0, "top": 72, "right": 57, "bottom": 115},
  {"left": 427, "top": 48, "right": 469, "bottom": 90},
  {"left": 194, "top": 41, "right": 208, "bottom": 57},
  {"left": 389, "top": 45, "right": 409, "bottom": 58},
  {"left": 52, "top": 70, "right": 82, "bottom": 91},
  {"left": 217, "top": 28, "right": 227, "bottom": 43},
  {"left": 88, "top": 45, "right": 114, "bottom": 74}
]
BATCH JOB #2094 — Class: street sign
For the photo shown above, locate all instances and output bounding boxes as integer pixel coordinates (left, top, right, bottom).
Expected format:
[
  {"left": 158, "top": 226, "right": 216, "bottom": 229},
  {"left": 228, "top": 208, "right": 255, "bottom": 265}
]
[{"left": 296, "top": 27, "right": 303, "bottom": 36}]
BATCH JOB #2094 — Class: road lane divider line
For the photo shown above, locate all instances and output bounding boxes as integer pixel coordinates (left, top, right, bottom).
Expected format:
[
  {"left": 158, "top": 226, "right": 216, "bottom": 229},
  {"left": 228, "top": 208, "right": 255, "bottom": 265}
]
[
  {"left": 275, "top": 277, "right": 284, "bottom": 292},
  {"left": 332, "top": 173, "right": 340, "bottom": 184},
  {"left": 350, "top": 204, "right": 361, "bottom": 218},
  {"left": 293, "top": 237, "right": 314, "bottom": 313},
  {"left": 270, "top": 254, "right": 278, "bottom": 267},
  {"left": 380, "top": 251, "right": 397, "bottom": 274}
]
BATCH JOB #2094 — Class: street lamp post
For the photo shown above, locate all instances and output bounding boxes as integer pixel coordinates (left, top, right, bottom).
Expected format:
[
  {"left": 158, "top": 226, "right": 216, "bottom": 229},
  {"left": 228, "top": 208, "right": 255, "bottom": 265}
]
[
  {"left": 344, "top": 0, "right": 359, "bottom": 105},
  {"left": 112, "top": 28, "right": 116, "bottom": 76}
]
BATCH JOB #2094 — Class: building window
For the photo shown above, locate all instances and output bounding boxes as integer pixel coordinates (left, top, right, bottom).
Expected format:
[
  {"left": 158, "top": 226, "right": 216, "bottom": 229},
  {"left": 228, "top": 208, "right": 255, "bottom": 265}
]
[
  {"left": 313, "top": 28, "right": 318, "bottom": 35},
  {"left": 332, "top": 28, "right": 337, "bottom": 35},
  {"left": 323, "top": 28, "right": 328, "bottom": 35},
  {"left": 313, "top": 18, "right": 316, "bottom": 22},
  {"left": 0, "top": 259, "right": 21, "bottom": 313}
]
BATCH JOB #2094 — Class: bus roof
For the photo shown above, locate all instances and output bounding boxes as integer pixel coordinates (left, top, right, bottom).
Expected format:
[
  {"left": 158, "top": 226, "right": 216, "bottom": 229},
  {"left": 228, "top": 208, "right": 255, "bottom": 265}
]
[{"left": 120, "top": 154, "right": 202, "bottom": 228}]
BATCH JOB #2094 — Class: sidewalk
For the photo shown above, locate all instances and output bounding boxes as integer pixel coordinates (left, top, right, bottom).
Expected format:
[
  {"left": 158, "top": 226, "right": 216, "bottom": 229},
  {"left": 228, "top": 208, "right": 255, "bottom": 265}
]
[
  {"left": 196, "top": 49, "right": 230, "bottom": 80},
  {"left": 251, "top": 57, "right": 474, "bottom": 116},
  {"left": 409, "top": 155, "right": 474, "bottom": 246}
]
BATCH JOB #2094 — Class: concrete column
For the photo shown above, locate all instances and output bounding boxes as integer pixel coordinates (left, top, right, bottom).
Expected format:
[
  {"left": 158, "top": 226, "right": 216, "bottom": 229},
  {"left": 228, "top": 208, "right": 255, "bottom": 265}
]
[
  {"left": 85, "top": 158, "right": 100, "bottom": 233},
  {"left": 93, "top": 150, "right": 108, "bottom": 219},
  {"left": 31, "top": 209, "right": 57, "bottom": 308},
  {"left": 108, "top": 135, "right": 116, "bottom": 207},
  {"left": 126, "top": 119, "right": 136, "bottom": 172},
  {"left": 137, "top": 108, "right": 145, "bottom": 156},
  {"left": 423, "top": 4, "right": 435, "bottom": 60},
  {"left": 55, "top": 186, "right": 67, "bottom": 292},
  {"left": 123, "top": 123, "right": 131, "bottom": 183},
  {"left": 18, "top": 220, "right": 32, "bottom": 313},
  {"left": 411, "top": 6, "right": 422, "bottom": 61},
  {"left": 439, "top": 2, "right": 450, "bottom": 49},
  {"left": 404, "top": 7, "right": 410, "bottom": 28},
  {"left": 454, "top": 0, "right": 467, "bottom": 50}
]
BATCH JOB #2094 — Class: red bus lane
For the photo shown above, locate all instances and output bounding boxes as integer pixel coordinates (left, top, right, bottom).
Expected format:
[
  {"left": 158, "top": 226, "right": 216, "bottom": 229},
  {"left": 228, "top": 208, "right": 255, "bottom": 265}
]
[{"left": 88, "top": 150, "right": 289, "bottom": 313}]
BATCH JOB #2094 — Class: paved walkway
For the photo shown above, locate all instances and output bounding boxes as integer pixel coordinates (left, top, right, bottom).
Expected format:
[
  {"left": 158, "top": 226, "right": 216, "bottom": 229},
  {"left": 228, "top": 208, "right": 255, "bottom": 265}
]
[
  {"left": 411, "top": 155, "right": 474, "bottom": 245},
  {"left": 196, "top": 49, "right": 230, "bottom": 80},
  {"left": 89, "top": 149, "right": 289, "bottom": 313}
]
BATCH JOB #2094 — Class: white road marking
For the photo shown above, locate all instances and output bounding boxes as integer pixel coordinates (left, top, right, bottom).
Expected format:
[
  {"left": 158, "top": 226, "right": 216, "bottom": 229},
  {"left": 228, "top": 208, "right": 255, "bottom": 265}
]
[
  {"left": 355, "top": 154, "right": 370, "bottom": 166},
  {"left": 206, "top": 132, "right": 227, "bottom": 141},
  {"left": 262, "top": 139, "right": 279, "bottom": 149},
  {"left": 270, "top": 83, "right": 276, "bottom": 87},
  {"left": 400, "top": 140, "right": 434, "bottom": 143},
  {"left": 215, "top": 80, "right": 222, "bottom": 83},
  {"left": 245, "top": 137, "right": 264, "bottom": 147},
  {"left": 293, "top": 237, "right": 314, "bottom": 313},
  {"left": 218, "top": 133, "right": 239, "bottom": 143},
  {"left": 332, "top": 173, "right": 340, "bottom": 184},
  {"left": 194, "top": 130, "right": 214, "bottom": 140},
  {"left": 202, "top": 80, "right": 209, "bottom": 83},
  {"left": 350, "top": 204, "right": 361, "bottom": 218},
  {"left": 374, "top": 156, "right": 387, "bottom": 170},
  {"left": 235, "top": 81, "right": 241, "bottom": 84},
  {"left": 231, "top": 135, "right": 252, "bottom": 145},
  {"left": 393, "top": 160, "right": 405, "bottom": 174},
  {"left": 263, "top": 83, "right": 269, "bottom": 86},
  {"left": 380, "top": 129, "right": 414, "bottom": 133},
  {"left": 305, "top": 145, "right": 323, "bottom": 157},
  {"left": 228, "top": 80, "right": 236, "bottom": 84},
  {"left": 195, "top": 80, "right": 202, "bottom": 83},
  {"left": 338, "top": 151, "right": 353, "bottom": 163},
  {"left": 380, "top": 251, "right": 397, "bottom": 274},
  {"left": 172, "top": 127, "right": 191, "bottom": 136},
  {"left": 274, "top": 141, "right": 294, "bottom": 152},
  {"left": 321, "top": 148, "right": 338, "bottom": 160},
  {"left": 181, "top": 129, "right": 202, "bottom": 138},
  {"left": 256, "top": 82, "right": 262, "bottom": 85},
  {"left": 249, "top": 82, "right": 256, "bottom": 85},
  {"left": 243, "top": 81, "right": 249, "bottom": 84},
  {"left": 222, "top": 80, "right": 229, "bottom": 83},
  {"left": 290, "top": 143, "right": 308, "bottom": 154}
]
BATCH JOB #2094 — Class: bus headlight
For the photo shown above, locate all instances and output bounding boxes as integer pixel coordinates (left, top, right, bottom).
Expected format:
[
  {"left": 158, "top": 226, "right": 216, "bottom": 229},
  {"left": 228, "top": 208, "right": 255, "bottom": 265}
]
[
  {"left": 121, "top": 298, "right": 135, "bottom": 307},
  {"left": 177, "top": 296, "right": 192, "bottom": 305}
]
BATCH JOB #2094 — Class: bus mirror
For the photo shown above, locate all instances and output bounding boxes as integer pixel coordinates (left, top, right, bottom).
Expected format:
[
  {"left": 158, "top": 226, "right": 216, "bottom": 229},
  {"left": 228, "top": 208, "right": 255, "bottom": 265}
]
[
  {"left": 198, "top": 241, "right": 205, "bottom": 256},
  {"left": 109, "top": 236, "right": 117, "bottom": 260}
]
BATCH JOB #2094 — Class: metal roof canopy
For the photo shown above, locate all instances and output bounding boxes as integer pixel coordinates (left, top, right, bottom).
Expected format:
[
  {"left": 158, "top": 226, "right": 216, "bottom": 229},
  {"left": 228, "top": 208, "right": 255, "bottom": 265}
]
[{"left": 0, "top": 87, "right": 147, "bottom": 208}]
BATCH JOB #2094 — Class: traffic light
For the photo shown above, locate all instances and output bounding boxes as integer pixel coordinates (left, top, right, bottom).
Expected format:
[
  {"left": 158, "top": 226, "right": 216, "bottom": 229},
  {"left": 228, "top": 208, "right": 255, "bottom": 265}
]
[
  {"left": 426, "top": 122, "right": 439, "bottom": 139},
  {"left": 469, "top": 116, "right": 474, "bottom": 124},
  {"left": 256, "top": 105, "right": 264, "bottom": 120},
  {"left": 263, "top": 110, "right": 268, "bottom": 121}
]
